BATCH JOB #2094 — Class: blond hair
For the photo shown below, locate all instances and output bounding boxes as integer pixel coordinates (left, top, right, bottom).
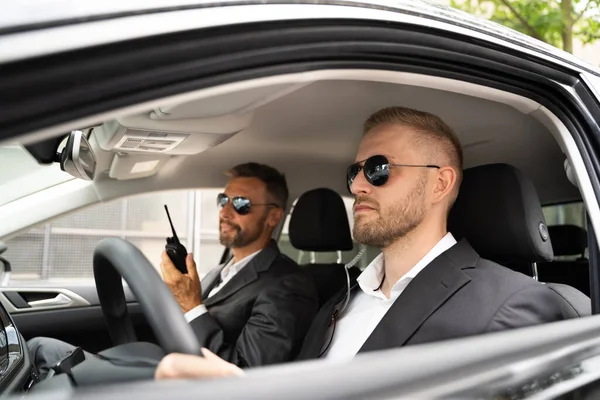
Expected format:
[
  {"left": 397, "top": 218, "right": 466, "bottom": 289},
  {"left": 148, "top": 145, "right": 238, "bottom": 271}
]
[{"left": 363, "top": 106, "right": 463, "bottom": 206}]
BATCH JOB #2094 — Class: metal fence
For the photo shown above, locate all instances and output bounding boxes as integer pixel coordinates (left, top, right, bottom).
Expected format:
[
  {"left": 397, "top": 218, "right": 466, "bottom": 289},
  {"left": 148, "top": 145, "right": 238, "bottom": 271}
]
[{"left": 3, "top": 189, "right": 226, "bottom": 282}]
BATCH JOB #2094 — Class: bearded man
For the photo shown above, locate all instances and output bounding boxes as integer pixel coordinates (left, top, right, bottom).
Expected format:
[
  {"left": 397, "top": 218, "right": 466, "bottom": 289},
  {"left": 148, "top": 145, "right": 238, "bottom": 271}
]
[
  {"left": 28, "top": 163, "right": 318, "bottom": 380},
  {"left": 160, "top": 162, "right": 318, "bottom": 367},
  {"left": 155, "top": 106, "right": 580, "bottom": 380}
]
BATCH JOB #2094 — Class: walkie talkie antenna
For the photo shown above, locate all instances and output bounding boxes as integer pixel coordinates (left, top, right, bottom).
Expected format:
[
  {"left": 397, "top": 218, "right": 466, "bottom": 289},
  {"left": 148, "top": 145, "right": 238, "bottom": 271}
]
[{"left": 164, "top": 205, "right": 179, "bottom": 240}]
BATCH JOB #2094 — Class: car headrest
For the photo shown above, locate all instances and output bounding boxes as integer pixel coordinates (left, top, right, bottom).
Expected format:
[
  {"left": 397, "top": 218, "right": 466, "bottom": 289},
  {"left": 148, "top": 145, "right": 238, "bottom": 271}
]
[
  {"left": 448, "top": 163, "right": 553, "bottom": 264},
  {"left": 289, "top": 188, "right": 353, "bottom": 252},
  {"left": 548, "top": 225, "right": 587, "bottom": 256}
]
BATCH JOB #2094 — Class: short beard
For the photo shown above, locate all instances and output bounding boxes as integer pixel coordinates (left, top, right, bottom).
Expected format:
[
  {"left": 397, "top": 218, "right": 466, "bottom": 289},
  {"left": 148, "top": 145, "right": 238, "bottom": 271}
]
[
  {"left": 219, "top": 216, "right": 266, "bottom": 248},
  {"left": 353, "top": 175, "right": 427, "bottom": 248}
]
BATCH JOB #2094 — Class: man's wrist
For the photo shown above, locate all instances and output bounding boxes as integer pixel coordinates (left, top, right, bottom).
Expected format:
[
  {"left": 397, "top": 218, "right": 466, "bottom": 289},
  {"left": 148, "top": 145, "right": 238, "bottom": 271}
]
[
  {"left": 184, "top": 304, "right": 208, "bottom": 322},
  {"left": 183, "top": 298, "right": 202, "bottom": 313}
]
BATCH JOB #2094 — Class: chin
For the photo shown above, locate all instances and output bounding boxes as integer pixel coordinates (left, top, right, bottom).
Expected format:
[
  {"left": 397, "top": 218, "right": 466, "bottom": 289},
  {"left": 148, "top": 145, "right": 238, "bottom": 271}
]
[
  {"left": 352, "top": 226, "right": 370, "bottom": 241},
  {"left": 219, "top": 235, "right": 234, "bottom": 247},
  {"left": 354, "top": 214, "right": 378, "bottom": 229},
  {"left": 354, "top": 213, "right": 372, "bottom": 222}
]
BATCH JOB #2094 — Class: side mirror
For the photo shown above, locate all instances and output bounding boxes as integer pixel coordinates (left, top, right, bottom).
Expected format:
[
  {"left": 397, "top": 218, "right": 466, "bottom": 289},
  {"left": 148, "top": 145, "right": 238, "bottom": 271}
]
[
  {"left": 57, "top": 130, "right": 96, "bottom": 181},
  {"left": 0, "top": 242, "right": 11, "bottom": 287}
]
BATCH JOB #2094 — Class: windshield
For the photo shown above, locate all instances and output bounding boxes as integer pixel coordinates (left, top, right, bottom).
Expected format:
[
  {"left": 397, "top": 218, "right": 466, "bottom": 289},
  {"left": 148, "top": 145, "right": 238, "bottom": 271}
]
[{"left": 0, "top": 144, "right": 74, "bottom": 206}]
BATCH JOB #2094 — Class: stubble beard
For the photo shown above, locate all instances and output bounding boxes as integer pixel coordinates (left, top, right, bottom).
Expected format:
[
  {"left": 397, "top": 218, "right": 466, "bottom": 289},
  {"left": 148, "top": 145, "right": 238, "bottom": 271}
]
[{"left": 353, "top": 176, "right": 427, "bottom": 248}]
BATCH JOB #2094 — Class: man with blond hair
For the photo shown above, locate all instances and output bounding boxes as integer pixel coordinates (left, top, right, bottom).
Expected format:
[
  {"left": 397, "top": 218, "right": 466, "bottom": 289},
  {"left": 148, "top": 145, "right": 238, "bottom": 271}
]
[{"left": 154, "top": 106, "right": 576, "bottom": 380}]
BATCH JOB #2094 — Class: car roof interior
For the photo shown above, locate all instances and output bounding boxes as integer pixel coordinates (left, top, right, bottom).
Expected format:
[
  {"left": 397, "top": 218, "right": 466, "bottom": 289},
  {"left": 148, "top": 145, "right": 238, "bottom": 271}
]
[
  {"left": 92, "top": 71, "right": 580, "bottom": 201},
  {"left": 4, "top": 69, "right": 585, "bottom": 237}
]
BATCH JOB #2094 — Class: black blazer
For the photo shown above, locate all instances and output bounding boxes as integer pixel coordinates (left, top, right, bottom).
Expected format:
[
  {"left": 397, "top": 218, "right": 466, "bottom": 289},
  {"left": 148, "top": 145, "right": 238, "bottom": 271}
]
[
  {"left": 297, "top": 239, "right": 587, "bottom": 360},
  {"left": 189, "top": 240, "right": 319, "bottom": 368}
]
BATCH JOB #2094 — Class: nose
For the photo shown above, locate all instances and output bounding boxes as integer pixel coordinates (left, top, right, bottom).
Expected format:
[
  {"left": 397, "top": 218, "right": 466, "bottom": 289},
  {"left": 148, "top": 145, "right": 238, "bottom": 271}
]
[
  {"left": 350, "top": 169, "right": 372, "bottom": 196},
  {"left": 219, "top": 202, "right": 235, "bottom": 219}
]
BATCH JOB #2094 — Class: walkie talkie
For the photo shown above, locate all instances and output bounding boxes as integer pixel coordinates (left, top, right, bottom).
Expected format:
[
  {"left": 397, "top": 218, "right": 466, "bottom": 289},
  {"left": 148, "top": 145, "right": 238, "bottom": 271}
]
[{"left": 164, "top": 204, "right": 188, "bottom": 274}]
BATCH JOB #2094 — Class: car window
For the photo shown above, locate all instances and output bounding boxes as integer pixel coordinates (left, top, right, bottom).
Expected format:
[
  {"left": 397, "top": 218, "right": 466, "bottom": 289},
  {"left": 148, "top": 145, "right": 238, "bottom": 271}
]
[
  {"left": 278, "top": 195, "right": 380, "bottom": 270},
  {"left": 1, "top": 189, "right": 227, "bottom": 284},
  {"left": 6, "top": 194, "right": 579, "bottom": 284},
  {"left": 0, "top": 145, "right": 74, "bottom": 207},
  {"left": 542, "top": 201, "right": 587, "bottom": 258},
  {"left": 542, "top": 201, "right": 586, "bottom": 229}
]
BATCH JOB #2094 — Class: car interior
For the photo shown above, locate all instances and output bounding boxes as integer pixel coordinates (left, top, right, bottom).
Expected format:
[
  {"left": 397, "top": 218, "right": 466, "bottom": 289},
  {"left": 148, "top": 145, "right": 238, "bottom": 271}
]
[
  {"left": 448, "top": 163, "right": 590, "bottom": 316},
  {"left": 288, "top": 187, "right": 362, "bottom": 308},
  {"left": 0, "top": 68, "right": 598, "bottom": 394}
]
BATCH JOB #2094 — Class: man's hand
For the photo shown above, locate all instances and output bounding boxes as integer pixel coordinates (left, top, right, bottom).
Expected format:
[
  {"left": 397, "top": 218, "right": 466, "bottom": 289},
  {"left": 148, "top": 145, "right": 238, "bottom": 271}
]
[
  {"left": 155, "top": 348, "right": 244, "bottom": 380},
  {"left": 160, "top": 252, "right": 202, "bottom": 313}
]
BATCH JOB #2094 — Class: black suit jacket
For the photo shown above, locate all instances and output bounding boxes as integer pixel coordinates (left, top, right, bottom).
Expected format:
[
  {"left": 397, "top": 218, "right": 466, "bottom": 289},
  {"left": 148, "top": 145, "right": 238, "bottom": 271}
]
[
  {"left": 297, "top": 239, "right": 587, "bottom": 360},
  {"left": 189, "top": 240, "right": 318, "bottom": 368}
]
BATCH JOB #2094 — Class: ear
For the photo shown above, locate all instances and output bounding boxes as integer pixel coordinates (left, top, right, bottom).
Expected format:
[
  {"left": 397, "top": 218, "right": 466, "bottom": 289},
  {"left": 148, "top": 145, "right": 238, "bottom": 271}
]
[
  {"left": 432, "top": 166, "right": 457, "bottom": 205},
  {"left": 266, "top": 207, "right": 284, "bottom": 228}
]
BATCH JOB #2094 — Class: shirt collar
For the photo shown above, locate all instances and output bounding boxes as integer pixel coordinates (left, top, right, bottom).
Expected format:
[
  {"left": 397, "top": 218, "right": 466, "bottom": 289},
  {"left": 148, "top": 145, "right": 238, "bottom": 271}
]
[
  {"left": 222, "top": 249, "right": 262, "bottom": 278},
  {"left": 357, "top": 232, "right": 457, "bottom": 299}
]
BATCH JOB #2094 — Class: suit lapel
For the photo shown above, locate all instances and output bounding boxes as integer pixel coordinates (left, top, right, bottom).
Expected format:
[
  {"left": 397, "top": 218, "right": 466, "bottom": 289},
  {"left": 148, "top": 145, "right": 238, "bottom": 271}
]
[
  {"left": 203, "top": 240, "right": 280, "bottom": 307},
  {"left": 296, "top": 283, "right": 359, "bottom": 361},
  {"left": 200, "top": 258, "right": 231, "bottom": 301},
  {"left": 358, "top": 239, "right": 477, "bottom": 354}
]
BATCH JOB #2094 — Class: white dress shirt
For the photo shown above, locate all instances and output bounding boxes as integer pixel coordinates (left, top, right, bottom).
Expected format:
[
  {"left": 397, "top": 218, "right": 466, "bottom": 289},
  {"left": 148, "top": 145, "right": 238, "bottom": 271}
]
[
  {"left": 184, "top": 249, "right": 262, "bottom": 323},
  {"left": 323, "top": 233, "right": 457, "bottom": 361}
]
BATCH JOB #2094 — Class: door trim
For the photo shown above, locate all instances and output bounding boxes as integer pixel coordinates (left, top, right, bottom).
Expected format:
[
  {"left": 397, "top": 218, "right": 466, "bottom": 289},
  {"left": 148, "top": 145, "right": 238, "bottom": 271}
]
[{"left": 0, "top": 287, "right": 90, "bottom": 313}]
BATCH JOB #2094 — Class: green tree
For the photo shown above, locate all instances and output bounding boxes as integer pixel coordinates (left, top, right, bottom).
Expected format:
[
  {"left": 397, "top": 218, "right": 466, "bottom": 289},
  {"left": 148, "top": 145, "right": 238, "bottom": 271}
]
[{"left": 450, "top": 0, "right": 600, "bottom": 53}]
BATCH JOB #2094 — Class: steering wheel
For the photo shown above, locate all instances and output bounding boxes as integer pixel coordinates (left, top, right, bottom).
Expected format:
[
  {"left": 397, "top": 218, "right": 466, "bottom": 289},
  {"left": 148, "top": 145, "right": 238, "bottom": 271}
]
[{"left": 93, "top": 237, "right": 201, "bottom": 355}]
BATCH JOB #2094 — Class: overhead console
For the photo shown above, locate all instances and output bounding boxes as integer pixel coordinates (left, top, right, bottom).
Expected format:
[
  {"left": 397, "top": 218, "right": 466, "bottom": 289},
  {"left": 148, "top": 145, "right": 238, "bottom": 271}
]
[
  {"left": 93, "top": 111, "right": 255, "bottom": 156},
  {"left": 99, "top": 127, "right": 189, "bottom": 154},
  {"left": 91, "top": 81, "right": 309, "bottom": 180},
  {"left": 92, "top": 113, "right": 251, "bottom": 180}
]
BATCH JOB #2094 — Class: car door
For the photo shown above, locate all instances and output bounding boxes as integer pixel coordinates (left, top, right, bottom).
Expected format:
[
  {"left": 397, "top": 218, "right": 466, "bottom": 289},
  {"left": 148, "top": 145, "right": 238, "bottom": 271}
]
[
  {"left": 0, "top": 280, "right": 146, "bottom": 354},
  {"left": 578, "top": 71, "right": 600, "bottom": 312}
]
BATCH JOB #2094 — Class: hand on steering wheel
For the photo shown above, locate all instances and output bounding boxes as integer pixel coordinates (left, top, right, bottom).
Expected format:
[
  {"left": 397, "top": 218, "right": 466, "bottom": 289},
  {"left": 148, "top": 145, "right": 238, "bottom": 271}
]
[
  {"left": 155, "top": 348, "right": 243, "bottom": 380},
  {"left": 93, "top": 238, "right": 202, "bottom": 356}
]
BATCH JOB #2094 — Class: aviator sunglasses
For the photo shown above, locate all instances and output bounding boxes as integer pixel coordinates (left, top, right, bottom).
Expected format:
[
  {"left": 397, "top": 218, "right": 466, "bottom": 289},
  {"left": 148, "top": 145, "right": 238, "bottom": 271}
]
[
  {"left": 346, "top": 155, "right": 440, "bottom": 193},
  {"left": 217, "top": 193, "right": 279, "bottom": 215}
]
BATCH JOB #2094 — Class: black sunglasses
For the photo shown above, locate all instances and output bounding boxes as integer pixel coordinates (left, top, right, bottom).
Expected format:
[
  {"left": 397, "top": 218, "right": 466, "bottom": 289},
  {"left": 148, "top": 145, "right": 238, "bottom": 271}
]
[
  {"left": 346, "top": 155, "right": 440, "bottom": 193},
  {"left": 217, "top": 193, "right": 279, "bottom": 215}
]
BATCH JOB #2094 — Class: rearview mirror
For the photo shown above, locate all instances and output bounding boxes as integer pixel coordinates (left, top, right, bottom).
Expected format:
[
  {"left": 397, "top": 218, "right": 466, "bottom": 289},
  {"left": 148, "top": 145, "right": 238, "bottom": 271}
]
[{"left": 57, "top": 130, "right": 96, "bottom": 181}]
